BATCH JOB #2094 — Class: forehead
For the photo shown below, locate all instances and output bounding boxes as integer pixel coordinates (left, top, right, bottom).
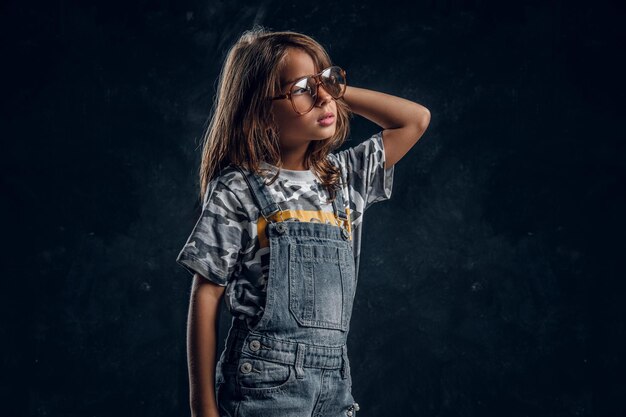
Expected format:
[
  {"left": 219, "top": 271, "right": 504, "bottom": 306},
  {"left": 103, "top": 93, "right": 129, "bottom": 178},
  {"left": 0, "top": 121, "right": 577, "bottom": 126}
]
[{"left": 279, "top": 48, "right": 319, "bottom": 87}]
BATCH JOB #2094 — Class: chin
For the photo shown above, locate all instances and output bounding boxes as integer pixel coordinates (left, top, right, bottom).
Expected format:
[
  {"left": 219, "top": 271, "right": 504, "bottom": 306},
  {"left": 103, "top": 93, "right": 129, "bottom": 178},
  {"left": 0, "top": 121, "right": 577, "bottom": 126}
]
[
  {"left": 313, "top": 133, "right": 334, "bottom": 141},
  {"left": 317, "top": 127, "right": 337, "bottom": 138}
]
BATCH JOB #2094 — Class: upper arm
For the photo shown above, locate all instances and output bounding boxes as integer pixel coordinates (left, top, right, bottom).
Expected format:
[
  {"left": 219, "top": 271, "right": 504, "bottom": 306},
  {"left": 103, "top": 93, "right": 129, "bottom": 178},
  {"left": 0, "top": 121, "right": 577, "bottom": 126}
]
[
  {"left": 176, "top": 178, "right": 253, "bottom": 287},
  {"left": 332, "top": 131, "right": 395, "bottom": 213},
  {"left": 382, "top": 107, "right": 431, "bottom": 169},
  {"left": 191, "top": 273, "right": 226, "bottom": 300}
]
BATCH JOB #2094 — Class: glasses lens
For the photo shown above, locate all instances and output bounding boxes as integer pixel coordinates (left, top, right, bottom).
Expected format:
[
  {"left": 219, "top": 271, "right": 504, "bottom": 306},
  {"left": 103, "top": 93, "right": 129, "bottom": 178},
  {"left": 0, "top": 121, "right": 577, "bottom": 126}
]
[
  {"left": 320, "top": 66, "right": 346, "bottom": 98},
  {"left": 290, "top": 77, "right": 315, "bottom": 114},
  {"left": 289, "top": 67, "right": 347, "bottom": 114}
]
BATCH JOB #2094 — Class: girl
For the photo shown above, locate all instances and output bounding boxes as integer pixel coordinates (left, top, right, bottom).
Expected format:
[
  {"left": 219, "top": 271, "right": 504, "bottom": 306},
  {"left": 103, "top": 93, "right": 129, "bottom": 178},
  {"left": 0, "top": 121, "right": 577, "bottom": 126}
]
[{"left": 176, "top": 27, "right": 430, "bottom": 417}]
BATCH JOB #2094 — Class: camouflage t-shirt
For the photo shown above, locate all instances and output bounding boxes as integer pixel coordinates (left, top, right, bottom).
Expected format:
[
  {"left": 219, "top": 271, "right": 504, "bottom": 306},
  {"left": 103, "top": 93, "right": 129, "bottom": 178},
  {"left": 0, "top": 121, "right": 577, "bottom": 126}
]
[{"left": 176, "top": 130, "right": 394, "bottom": 327}]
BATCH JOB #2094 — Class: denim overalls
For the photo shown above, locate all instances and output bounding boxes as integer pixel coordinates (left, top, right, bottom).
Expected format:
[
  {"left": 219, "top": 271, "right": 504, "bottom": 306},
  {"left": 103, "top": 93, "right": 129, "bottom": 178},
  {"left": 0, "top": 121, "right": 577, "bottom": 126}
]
[{"left": 214, "top": 165, "right": 361, "bottom": 417}]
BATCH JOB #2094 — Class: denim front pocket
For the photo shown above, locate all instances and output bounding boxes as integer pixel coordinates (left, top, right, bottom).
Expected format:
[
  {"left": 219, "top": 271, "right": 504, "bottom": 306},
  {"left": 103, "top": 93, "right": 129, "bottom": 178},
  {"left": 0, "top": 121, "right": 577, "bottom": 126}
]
[
  {"left": 235, "top": 357, "right": 296, "bottom": 396},
  {"left": 288, "top": 242, "right": 355, "bottom": 331}
]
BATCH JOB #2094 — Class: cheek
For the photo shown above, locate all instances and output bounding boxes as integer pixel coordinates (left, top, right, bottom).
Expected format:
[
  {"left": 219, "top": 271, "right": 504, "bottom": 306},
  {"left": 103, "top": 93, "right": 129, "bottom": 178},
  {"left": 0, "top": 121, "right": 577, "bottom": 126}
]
[{"left": 271, "top": 105, "right": 294, "bottom": 127}]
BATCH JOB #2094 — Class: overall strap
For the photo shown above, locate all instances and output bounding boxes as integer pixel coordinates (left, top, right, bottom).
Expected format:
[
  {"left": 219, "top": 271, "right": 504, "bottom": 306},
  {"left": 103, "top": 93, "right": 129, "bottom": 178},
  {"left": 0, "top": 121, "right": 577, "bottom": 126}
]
[
  {"left": 331, "top": 185, "right": 348, "bottom": 223},
  {"left": 232, "top": 165, "right": 282, "bottom": 222},
  {"left": 233, "top": 161, "right": 348, "bottom": 225},
  {"left": 329, "top": 159, "right": 349, "bottom": 223}
]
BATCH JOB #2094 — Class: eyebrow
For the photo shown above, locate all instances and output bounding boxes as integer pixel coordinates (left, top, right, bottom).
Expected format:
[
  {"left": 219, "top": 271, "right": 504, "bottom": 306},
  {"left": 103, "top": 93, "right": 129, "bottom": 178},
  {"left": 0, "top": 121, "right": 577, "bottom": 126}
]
[{"left": 281, "top": 75, "right": 309, "bottom": 88}]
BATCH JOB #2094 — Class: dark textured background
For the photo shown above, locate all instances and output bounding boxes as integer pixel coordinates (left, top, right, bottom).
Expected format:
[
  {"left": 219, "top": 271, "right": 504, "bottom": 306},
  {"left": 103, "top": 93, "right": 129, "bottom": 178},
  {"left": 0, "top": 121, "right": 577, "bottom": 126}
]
[{"left": 2, "top": 0, "right": 624, "bottom": 416}]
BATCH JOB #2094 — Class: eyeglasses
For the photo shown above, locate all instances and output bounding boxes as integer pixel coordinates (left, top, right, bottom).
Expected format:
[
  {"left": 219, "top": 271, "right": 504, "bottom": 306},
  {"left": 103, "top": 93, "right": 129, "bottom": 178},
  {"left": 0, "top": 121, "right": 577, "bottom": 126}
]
[{"left": 270, "top": 66, "right": 347, "bottom": 115}]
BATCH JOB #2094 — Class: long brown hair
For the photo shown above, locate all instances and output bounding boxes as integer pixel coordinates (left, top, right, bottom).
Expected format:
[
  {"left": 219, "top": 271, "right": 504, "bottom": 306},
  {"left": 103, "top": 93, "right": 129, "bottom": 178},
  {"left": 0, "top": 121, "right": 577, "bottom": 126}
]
[{"left": 197, "top": 26, "right": 352, "bottom": 203}]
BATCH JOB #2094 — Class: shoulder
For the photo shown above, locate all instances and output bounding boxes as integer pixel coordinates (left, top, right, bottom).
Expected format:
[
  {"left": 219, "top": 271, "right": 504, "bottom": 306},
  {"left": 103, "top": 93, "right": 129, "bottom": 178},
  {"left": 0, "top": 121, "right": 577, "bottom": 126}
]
[
  {"left": 213, "top": 165, "right": 249, "bottom": 195},
  {"left": 204, "top": 165, "right": 258, "bottom": 220},
  {"left": 329, "top": 131, "right": 384, "bottom": 165}
]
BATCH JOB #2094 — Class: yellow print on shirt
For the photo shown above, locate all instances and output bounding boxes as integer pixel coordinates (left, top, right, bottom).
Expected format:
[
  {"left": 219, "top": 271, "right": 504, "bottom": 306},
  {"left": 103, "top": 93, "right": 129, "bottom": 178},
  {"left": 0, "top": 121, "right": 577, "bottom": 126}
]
[{"left": 257, "top": 208, "right": 352, "bottom": 248}]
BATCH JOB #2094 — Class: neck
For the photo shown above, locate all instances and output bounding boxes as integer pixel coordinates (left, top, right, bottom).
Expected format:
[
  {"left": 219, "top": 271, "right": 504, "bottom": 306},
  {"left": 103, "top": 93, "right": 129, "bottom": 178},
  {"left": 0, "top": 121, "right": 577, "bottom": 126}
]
[{"left": 278, "top": 143, "right": 310, "bottom": 171}]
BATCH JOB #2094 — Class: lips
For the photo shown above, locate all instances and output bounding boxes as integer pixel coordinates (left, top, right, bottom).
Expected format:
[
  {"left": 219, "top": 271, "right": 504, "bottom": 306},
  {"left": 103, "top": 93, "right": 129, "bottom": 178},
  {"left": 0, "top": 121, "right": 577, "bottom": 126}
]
[{"left": 318, "top": 112, "right": 335, "bottom": 122}]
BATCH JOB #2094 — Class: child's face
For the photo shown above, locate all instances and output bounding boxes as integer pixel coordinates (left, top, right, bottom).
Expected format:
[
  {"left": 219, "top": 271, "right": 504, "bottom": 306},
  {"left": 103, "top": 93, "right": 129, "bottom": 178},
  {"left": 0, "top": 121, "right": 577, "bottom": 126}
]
[{"left": 270, "top": 48, "right": 337, "bottom": 152}]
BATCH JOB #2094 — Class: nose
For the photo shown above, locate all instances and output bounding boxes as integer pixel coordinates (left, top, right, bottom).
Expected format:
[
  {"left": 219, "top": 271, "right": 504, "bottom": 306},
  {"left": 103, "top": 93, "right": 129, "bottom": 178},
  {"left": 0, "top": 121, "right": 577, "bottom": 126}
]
[{"left": 315, "top": 81, "right": 333, "bottom": 106}]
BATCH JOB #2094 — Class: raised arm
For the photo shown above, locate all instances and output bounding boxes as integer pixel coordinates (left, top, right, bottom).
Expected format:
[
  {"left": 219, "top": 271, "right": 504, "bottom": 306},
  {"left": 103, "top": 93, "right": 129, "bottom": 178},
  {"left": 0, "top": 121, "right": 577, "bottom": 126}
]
[
  {"left": 187, "top": 273, "right": 226, "bottom": 417},
  {"left": 342, "top": 85, "right": 431, "bottom": 169}
]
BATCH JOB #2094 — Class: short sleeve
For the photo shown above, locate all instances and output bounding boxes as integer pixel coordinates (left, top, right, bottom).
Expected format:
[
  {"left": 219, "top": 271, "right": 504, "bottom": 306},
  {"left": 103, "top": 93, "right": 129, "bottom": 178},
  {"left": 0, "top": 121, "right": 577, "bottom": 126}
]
[
  {"left": 175, "top": 180, "right": 251, "bottom": 286},
  {"left": 332, "top": 130, "right": 394, "bottom": 212}
]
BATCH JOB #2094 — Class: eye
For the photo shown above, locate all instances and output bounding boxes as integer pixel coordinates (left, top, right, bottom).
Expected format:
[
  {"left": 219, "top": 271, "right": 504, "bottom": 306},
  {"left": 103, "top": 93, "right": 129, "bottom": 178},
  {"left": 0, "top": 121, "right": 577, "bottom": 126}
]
[{"left": 291, "top": 78, "right": 313, "bottom": 96}]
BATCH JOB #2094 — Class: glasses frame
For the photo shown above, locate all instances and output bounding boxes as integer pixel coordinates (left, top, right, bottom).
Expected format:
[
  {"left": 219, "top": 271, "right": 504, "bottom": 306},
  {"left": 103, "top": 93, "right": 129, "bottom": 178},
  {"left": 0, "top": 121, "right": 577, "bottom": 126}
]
[{"left": 269, "top": 66, "right": 347, "bottom": 115}]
